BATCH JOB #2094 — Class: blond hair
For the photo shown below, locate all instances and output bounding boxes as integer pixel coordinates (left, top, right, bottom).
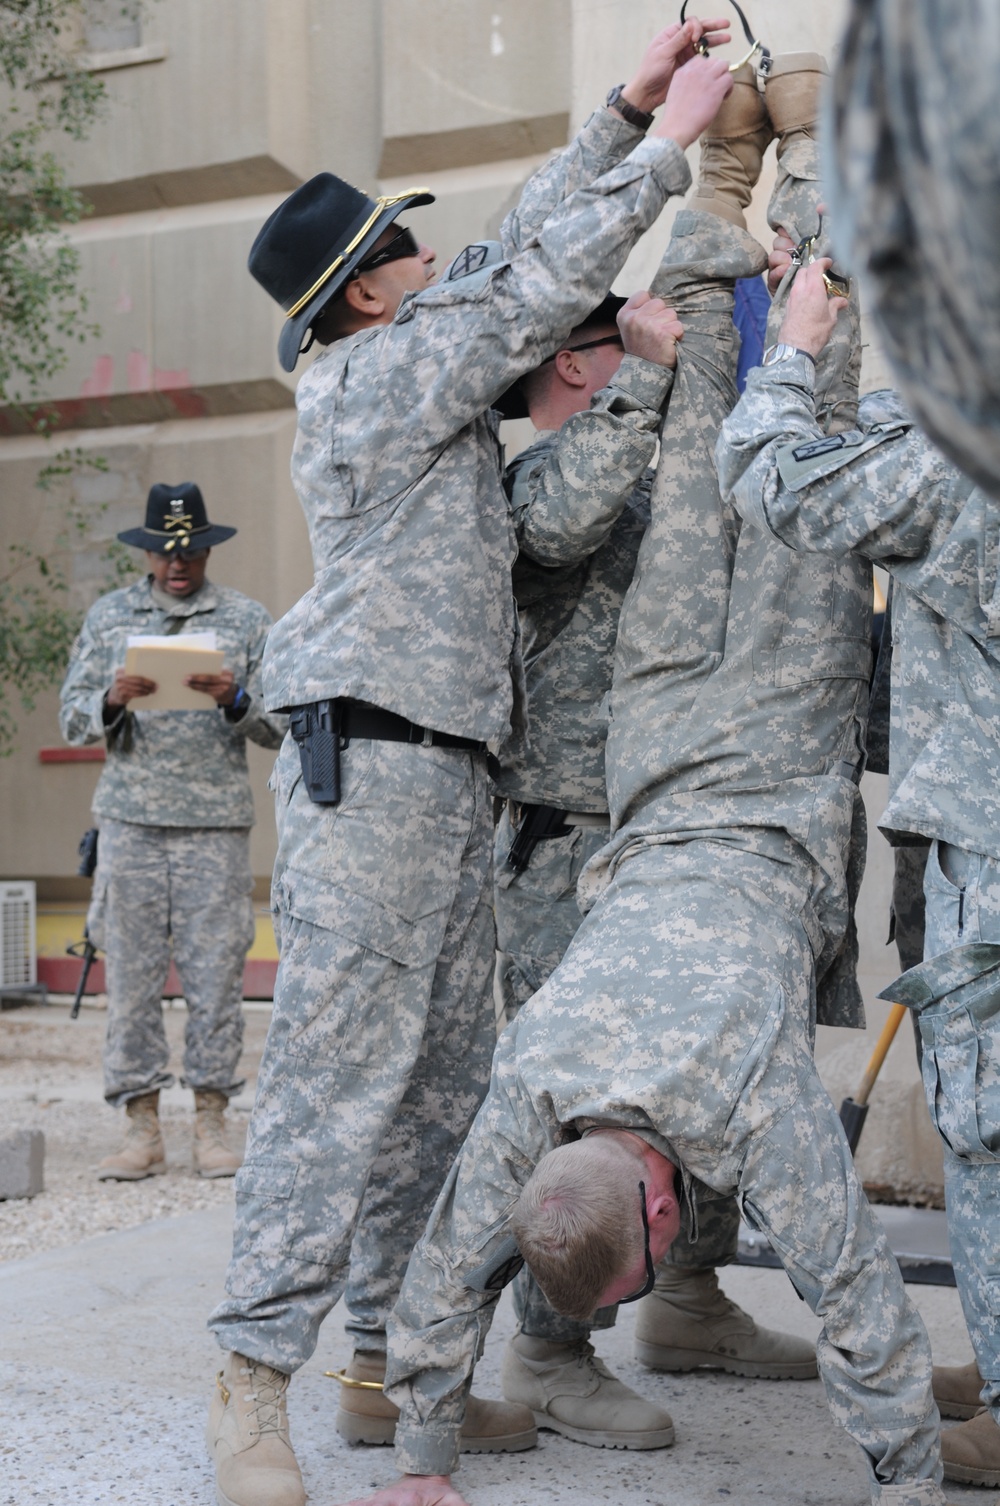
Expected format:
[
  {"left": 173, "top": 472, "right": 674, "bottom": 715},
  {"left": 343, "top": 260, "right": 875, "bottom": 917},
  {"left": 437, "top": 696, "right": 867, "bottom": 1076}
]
[{"left": 510, "top": 1136, "right": 646, "bottom": 1321}]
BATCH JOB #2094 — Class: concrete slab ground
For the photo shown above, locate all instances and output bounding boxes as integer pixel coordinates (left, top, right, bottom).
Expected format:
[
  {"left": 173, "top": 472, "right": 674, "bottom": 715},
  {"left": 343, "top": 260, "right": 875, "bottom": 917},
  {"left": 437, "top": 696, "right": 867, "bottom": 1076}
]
[{"left": 1, "top": 1199, "right": 992, "bottom": 1506}]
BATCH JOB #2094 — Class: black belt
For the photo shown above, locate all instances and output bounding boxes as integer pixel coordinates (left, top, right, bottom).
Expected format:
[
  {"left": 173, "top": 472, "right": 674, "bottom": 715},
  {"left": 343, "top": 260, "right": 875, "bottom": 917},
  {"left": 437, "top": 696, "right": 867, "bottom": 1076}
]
[
  {"left": 289, "top": 698, "right": 487, "bottom": 806},
  {"left": 336, "top": 699, "right": 487, "bottom": 753}
]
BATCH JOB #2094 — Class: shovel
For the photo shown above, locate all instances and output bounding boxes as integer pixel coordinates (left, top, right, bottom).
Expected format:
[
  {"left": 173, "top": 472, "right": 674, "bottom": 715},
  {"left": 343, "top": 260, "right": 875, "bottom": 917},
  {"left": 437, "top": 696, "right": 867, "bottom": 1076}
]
[{"left": 839, "top": 1002, "right": 908, "bottom": 1153}]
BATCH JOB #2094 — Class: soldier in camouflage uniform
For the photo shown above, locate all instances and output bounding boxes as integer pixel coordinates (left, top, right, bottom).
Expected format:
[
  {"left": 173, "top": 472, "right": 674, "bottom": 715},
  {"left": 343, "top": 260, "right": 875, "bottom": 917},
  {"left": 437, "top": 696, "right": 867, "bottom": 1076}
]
[
  {"left": 718, "top": 247, "right": 1000, "bottom": 1495},
  {"left": 494, "top": 293, "right": 815, "bottom": 1447},
  {"left": 827, "top": 0, "right": 1000, "bottom": 502},
  {"left": 59, "top": 482, "right": 285, "bottom": 1182},
  {"left": 340, "top": 56, "right": 945, "bottom": 1506},
  {"left": 205, "top": 24, "right": 738, "bottom": 1506}
]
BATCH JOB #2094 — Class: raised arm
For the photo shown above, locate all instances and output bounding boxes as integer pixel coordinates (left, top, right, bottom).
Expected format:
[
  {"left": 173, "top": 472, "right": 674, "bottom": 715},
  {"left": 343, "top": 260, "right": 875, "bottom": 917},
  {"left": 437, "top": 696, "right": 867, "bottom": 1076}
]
[
  {"left": 512, "top": 295, "right": 679, "bottom": 565},
  {"left": 502, "top": 17, "right": 733, "bottom": 254},
  {"left": 717, "top": 264, "right": 1000, "bottom": 646}
]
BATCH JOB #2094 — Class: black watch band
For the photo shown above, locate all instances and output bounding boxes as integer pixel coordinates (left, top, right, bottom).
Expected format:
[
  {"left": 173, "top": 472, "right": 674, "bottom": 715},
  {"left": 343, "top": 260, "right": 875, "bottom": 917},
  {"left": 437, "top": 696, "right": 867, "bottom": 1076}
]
[{"left": 605, "top": 84, "right": 655, "bottom": 132}]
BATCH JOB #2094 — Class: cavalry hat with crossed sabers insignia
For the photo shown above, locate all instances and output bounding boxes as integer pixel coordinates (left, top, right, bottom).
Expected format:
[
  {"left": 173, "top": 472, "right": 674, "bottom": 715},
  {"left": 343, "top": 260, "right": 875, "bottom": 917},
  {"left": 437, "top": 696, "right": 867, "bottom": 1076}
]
[
  {"left": 248, "top": 172, "right": 435, "bottom": 374},
  {"left": 117, "top": 482, "right": 237, "bottom": 554}
]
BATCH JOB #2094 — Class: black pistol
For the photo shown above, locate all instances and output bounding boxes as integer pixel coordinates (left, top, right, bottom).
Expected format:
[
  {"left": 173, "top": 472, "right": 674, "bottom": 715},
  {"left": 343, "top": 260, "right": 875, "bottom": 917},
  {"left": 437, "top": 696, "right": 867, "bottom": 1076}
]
[{"left": 507, "top": 803, "right": 571, "bottom": 874}]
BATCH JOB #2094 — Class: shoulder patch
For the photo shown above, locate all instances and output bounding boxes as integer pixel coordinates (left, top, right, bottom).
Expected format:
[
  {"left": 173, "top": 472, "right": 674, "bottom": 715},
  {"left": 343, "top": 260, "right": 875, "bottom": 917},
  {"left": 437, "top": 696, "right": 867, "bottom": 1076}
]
[
  {"left": 790, "top": 432, "right": 857, "bottom": 463},
  {"left": 435, "top": 240, "right": 505, "bottom": 297},
  {"left": 446, "top": 243, "right": 494, "bottom": 280},
  {"left": 777, "top": 420, "right": 912, "bottom": 492},
  {"left": 465, "top": 1234, "right": 525, "bottom": 1294}
]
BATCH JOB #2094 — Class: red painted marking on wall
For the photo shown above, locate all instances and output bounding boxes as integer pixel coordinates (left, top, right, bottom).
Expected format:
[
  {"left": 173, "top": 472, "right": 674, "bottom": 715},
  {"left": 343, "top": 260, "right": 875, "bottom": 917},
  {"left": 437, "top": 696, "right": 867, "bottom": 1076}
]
[
  {"left": 80, "top": 354, "right": 115, "bottom": 398},
  {"left": 39, "top": 747, "right": 106, "bottom": 763},
  {"left": 127, "top": 349, "right": 151, "bottom": 391},
  {"left": 153, "top": 365, "right": 191, "bottom": 391}
]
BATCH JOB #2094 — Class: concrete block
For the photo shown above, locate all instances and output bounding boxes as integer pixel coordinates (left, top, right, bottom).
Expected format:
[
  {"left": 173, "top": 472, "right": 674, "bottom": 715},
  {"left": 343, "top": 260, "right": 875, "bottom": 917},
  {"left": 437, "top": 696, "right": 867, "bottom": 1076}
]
[{"left": 0, "top": 1130, "right": 45, "bottom": 1200}]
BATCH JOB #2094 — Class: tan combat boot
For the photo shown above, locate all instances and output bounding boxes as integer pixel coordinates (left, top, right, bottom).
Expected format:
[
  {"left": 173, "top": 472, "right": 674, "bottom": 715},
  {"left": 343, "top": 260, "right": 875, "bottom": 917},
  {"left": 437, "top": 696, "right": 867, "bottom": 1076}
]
[
  {"left": 96, "top": 1090, "right": 167, "bottom": 1181},
  {"left": 333, "top": 1349, "right": 536, "bottom": 1453},
  {"left": 634, "top": 1267, "right": 817, "bottom": 1379},
  {"left": 501, "top": 1333, "right": 675, "bottom": 1450},
  {"left": 688, "top": 62, "right": 773, "bottom": 231},
  {"left": 941, "top": 1407, "right": 1000, "bottom": 1486},
  {"left": 206, "top": 1351, "right": 305, "bottom": 1506},
  {"left": 934, "top": 1359, "right": 985, "bottom": 1420},
  {"left": 193, "top": 1089, "right": 242, "bottom": 1178},
  {"left": 763, "top": 51, "right": 828, "bottom": 156}
]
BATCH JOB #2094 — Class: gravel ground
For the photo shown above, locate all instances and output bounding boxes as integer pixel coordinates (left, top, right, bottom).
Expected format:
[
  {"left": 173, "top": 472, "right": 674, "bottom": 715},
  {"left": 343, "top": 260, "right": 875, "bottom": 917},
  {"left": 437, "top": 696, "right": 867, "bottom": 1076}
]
[{"left": 0, "top": 1000, "right": 270, "bottom": 1262}]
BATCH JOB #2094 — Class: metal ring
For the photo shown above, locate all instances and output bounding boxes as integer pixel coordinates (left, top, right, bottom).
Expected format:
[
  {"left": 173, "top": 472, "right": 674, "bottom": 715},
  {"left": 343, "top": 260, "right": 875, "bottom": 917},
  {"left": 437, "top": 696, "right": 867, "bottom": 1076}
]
[{"left": 324, "top": 1369, "right": 385, "bottom": 1392}]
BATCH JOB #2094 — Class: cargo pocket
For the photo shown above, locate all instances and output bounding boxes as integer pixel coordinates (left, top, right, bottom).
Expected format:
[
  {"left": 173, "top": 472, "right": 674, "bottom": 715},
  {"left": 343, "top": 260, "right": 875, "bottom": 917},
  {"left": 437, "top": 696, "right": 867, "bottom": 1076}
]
[
  {"left": 280, "top": 886, "right": 449, "bottom": 1069},
  {"left": 919, "top": 975, "right": 1000, "bottom": 1158}
]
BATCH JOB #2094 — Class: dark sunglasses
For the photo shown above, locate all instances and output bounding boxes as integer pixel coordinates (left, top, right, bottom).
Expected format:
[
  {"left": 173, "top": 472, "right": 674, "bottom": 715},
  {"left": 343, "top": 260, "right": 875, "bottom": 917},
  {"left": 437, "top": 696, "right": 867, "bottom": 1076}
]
[
  {"left": 354, "top": 224, "right": 419, "bottom": 276},
  {"left": 539, "top": 333, "right": 624, "bottom": 365},
  {"left": 617, "top": 1180, "right": 656, "bottom": 1304}
]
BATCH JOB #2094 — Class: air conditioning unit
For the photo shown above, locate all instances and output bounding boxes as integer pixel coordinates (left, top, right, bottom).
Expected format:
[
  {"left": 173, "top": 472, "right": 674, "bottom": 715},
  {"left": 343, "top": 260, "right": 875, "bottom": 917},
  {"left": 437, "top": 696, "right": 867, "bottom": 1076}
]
[{"left": 0, "top": 881, "right": 37, "bottom": 989}]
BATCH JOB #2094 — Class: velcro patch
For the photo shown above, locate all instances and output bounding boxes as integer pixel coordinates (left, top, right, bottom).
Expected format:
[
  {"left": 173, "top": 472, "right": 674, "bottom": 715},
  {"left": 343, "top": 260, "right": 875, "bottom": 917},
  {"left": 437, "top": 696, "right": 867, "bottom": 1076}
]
[
  {"left": 447, "top": 243, "right": 492, "bottom": 280},
  {"left": 465, "top": 1234, "right": 525, "bottom": 1293},
  {"left": 777, "top": 419, "right": 912, "bottom": 492}
]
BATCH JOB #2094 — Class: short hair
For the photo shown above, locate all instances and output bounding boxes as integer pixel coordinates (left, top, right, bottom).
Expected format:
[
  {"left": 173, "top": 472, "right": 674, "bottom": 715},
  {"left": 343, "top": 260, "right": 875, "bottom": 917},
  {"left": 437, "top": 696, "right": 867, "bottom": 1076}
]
[
  {"left": 310, "top": 292, "right": 352, "bottom": 346},
  {"left": 510, "top": 1136, "right": 646, "bottom": 1321}
]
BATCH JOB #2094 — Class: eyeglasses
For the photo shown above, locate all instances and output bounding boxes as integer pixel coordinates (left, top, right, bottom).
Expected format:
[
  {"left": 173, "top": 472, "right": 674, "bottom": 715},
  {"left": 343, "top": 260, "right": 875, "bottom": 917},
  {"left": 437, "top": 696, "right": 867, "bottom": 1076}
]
[
  {"left": 616, "top": 1180, "right": 656, "bottom": 1304},
  {"left": 539, "top": 333, "right": 624, "bottom": 365},
  {"left": 353, "top": 224, "right": 419, "bottom": 276},
  {"left": 163, "top": 547, "right": 209, "bottom": 562}
]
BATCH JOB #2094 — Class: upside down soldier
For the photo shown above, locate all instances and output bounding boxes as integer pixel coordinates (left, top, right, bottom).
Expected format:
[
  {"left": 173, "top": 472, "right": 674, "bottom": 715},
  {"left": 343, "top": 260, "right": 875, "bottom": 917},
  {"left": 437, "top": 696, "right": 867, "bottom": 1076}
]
[
  {"left": 489, "top": 49, "right": 845, "bottom": 1444},
  {"left": 341, "top": 58, "right": 948, "bottom": 1506}
]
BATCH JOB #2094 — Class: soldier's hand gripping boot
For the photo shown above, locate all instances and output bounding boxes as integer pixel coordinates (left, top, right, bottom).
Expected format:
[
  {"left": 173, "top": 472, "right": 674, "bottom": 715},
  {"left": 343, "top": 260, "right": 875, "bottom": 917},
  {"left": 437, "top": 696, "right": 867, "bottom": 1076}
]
[{"left": 689, "top": 61, "right": 773, "bottom": 231}]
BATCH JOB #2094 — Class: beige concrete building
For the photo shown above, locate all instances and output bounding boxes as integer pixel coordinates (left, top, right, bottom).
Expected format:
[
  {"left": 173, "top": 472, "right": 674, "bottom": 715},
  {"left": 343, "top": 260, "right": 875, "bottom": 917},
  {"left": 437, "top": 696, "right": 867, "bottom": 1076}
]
[{"left": 0, "top": 1, "right": 939, "bottom": 1191}]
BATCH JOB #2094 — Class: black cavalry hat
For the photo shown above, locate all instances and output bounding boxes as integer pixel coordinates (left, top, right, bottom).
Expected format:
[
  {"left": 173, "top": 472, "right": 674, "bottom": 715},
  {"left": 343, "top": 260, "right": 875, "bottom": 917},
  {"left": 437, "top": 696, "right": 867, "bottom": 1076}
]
[
  {"left": 117, "top": 482, "right": 237, "bottom": 553},
  {"left": 495, "top": 294, "right": 630, "bottom": 421},
  {"left": 248, "top": 173, "right": 435, "bottom": 373}
]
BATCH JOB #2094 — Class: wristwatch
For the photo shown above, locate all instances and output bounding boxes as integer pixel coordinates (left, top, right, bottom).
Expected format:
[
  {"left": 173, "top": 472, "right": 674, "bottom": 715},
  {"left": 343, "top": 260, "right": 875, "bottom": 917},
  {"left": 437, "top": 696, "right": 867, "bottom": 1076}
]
[
  {"left": 761, "top": 342, "right": 814, "bottom": 367},
  {"left": 605, "top": 84, "right": 655, "bottom": 132},
  {"left": 226, "top": 684, "right": 250, "bottom": 718}
]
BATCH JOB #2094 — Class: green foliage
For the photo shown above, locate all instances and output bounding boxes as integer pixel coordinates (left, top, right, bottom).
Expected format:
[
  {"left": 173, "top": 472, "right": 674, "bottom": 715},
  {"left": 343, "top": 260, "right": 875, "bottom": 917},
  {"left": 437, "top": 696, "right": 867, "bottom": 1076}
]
[
  {"left": 0, "top": 2, "right": 146, "bottom": 750},
  {"left": 0, "top": 448, "right": 139, "bottom": 754},
  {"left": 0, "top": 1, "right": 110, "bottom": 412}
]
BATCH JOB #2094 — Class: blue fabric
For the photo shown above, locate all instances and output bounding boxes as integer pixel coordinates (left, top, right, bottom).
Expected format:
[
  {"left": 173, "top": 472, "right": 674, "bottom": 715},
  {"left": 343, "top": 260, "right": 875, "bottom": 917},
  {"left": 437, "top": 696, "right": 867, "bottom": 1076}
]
[{"left": 733, "top": 274, "right": 770, "bottom": 392}]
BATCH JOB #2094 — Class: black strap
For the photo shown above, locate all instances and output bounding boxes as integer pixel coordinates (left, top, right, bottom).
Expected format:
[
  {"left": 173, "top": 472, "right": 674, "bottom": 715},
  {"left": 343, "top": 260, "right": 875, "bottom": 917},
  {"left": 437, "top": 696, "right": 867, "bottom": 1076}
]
[
  {"left": 285, "top": 699, "right": 487, "bottom": 755},
  {"left": 680, "top": 0, "right": 755, "bottom": 47},
  {"left": 679, "top": 0, "right": 769, "bottom": 73}
]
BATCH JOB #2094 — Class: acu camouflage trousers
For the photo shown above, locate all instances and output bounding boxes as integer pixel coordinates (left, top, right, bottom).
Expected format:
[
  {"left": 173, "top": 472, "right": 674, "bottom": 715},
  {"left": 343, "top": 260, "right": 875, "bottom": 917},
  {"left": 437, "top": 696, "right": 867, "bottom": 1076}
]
[
  {"left": 493, "top": 805, "right": 741, "bottom": 1345},
  {"left": 210, "top": 734, "right": 496, "bottom": 1371},
  {"left": 891, "top": 844, "right": 1000, "bottom": 1424},
  {"left": 89, "top": 818, "right": 253, "bottom": 1108}
]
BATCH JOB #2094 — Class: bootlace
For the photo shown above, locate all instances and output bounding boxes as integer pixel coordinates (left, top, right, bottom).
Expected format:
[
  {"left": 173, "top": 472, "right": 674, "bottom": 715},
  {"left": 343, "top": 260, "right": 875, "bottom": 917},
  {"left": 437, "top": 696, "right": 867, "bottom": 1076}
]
[{"left": 240, "top": 1359, "right": 288, "bottom": 1437}]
